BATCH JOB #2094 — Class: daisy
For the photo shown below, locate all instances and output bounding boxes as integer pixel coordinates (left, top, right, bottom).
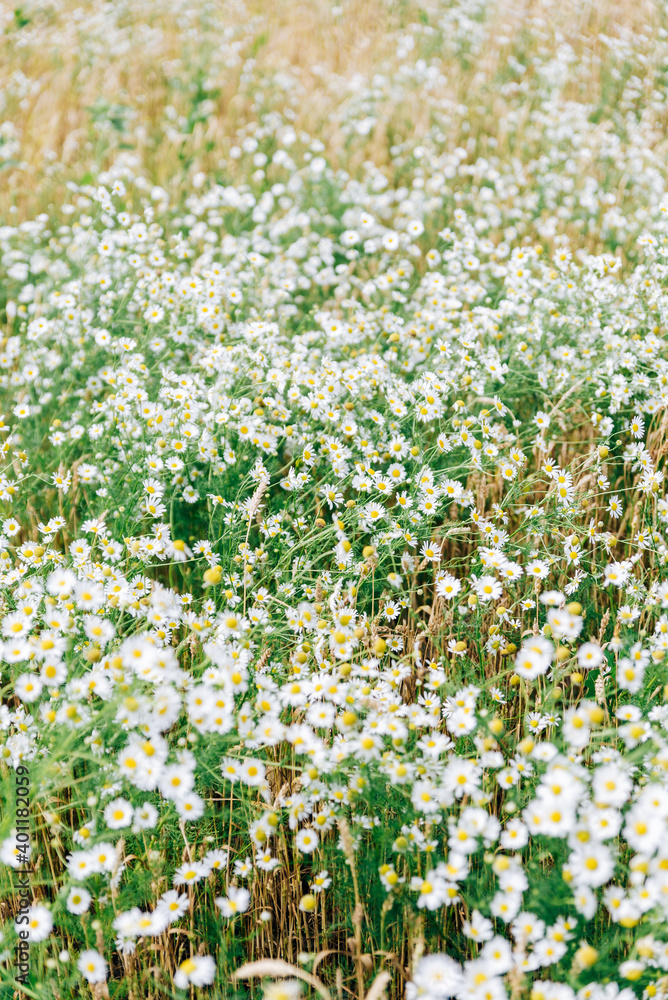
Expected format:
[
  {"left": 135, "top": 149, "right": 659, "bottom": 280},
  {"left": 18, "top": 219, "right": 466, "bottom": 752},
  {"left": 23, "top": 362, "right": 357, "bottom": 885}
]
[
  {"left": 174, "top": 955, "right": 216, "bottom": 989},
  {"left": 155, "top": 891, "right": 190, "bottom": 923},
  {"left": 66, "top": 888, "right": 92, "bottom": 915},
  {"left": 295, "top": 828, "right": 319, "bottom": 854},
  {"left": 19, "top": 904, "right": 53, "bottom": 942},
  {"left": 77, "top": 949, "right": 108, "bottom": 984},
  {"left": 216, "top": 886, "right": 251, "bottom": 918}
]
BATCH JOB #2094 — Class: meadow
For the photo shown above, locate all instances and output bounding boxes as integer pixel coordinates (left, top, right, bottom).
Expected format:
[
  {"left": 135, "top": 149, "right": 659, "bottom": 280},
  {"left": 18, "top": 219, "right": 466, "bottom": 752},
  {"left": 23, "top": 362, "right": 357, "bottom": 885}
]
[{"left": 1, "top": 0, "right": 668, "bottom": 998}]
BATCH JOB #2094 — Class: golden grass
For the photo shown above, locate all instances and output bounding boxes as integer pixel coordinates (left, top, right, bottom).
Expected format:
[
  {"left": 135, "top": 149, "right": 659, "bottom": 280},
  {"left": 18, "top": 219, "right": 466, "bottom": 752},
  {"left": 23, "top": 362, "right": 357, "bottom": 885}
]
[{"left": 0, "top": 0, "right": 663, "bottom": 223}]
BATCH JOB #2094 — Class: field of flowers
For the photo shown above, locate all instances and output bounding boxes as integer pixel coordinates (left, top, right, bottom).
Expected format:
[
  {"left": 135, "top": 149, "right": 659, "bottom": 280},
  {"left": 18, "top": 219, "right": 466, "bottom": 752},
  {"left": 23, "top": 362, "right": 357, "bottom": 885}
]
[{"left": 2, "top": 0, "right": 668, "bottom": 998}]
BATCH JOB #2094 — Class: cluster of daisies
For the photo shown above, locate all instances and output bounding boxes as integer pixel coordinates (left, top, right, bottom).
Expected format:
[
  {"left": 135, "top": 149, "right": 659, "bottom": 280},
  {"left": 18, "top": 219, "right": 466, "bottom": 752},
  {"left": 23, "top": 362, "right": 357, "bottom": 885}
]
[{"left": 4, "top": 1, "right": 668, "bottom": 999}]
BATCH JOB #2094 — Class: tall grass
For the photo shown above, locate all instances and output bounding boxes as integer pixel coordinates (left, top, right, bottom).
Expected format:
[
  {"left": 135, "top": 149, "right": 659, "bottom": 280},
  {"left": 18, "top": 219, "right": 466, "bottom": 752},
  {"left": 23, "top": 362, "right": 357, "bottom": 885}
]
[{"left": 1, "top": 2, "right": 668, "bottom": 1000}]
